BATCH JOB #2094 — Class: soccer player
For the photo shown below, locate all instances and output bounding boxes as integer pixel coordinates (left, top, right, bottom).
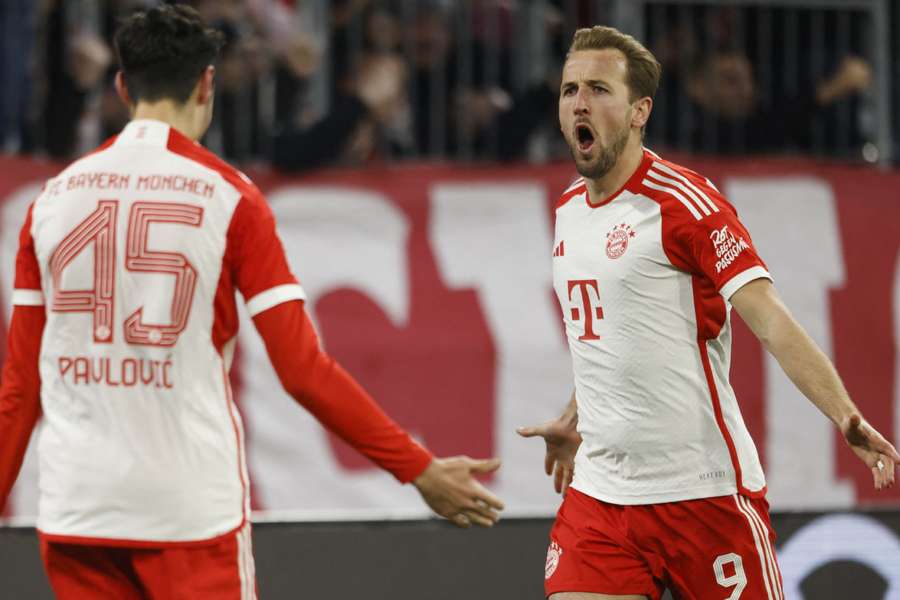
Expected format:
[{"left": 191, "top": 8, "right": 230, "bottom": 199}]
[
  {"left": 518, "top": 26, "right": 899, "bottom": 600},
  {"left": 0, "top": 6, "right": 502, "bottom": 598}
]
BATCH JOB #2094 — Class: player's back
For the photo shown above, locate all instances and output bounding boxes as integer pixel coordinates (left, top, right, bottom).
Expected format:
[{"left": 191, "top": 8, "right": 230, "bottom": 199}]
[{"left": 27, "top": 120, "right": 254, "bottom": 543}]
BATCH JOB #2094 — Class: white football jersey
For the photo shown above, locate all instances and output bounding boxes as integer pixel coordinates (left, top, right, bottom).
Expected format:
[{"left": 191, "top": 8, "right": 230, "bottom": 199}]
[
  {"left": 554, "top": 149, "right": 770, "bottom": 505},
  {"left": 12, "top": 120, "right": 305, "bottom": 543}
]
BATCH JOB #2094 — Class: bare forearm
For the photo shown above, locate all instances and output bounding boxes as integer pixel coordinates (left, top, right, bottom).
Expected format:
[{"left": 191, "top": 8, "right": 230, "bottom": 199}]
[
  {"left": 733, "top": 279, "right": 897, "bottom": 490},
  {"left": 732, "top": 280, "right": 859, "bottom": 426},
  {"left": 758, "top": 307, "right": 857, "bottom": 426}
]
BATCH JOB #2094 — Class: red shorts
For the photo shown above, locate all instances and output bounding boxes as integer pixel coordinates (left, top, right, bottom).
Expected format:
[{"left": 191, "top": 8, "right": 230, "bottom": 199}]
[
  {"left": 545, "top": 488, "right": 784, "bottom": 599},
  {"left": 39, "top": 524, "right": 257, "bottom": 600}
]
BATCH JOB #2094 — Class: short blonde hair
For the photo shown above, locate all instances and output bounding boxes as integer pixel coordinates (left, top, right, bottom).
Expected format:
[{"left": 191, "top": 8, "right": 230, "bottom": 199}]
[{"left": 568, "top": 26, "right": 661, "bottom": 102}]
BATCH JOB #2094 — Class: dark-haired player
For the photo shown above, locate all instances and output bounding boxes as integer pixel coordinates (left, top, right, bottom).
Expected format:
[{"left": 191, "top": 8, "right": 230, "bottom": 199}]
[
  {"left": 0, "top": 6, "right": 502, "bottom": 598},
  {"left": 518, "top": 25, "right": 899, "bottom": 600}
]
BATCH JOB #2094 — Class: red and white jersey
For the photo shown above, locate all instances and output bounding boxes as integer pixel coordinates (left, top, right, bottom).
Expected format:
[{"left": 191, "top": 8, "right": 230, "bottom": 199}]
[
  {"left": 14, "top": 120, "right": 306, "bottom": 543},
  {"left": 553, "top": 148, "right": 770, "bottom": 505}
]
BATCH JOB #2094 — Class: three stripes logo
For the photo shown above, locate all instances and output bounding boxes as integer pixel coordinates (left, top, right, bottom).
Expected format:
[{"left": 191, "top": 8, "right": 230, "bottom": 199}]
[
  {"left": 552, "top": 240, "right": 565, "bottom": 257},
  {"left": 641, "top": 162, "right": 720, "bottom": 221}
]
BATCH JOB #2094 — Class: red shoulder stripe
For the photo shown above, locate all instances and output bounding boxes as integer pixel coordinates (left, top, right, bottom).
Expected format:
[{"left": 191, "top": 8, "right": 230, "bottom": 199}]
[
  {"left": 639, "top": 159, "right": 737, "bottom": 222},
  {"left": 555, "top": 178, "right": 587, "bottom": 210},
  {"left": 647, "top": 158, "right": 731, "bottom": 213},
  {"left": 165, "top": 128, "right": 263, "bottom": 204}
]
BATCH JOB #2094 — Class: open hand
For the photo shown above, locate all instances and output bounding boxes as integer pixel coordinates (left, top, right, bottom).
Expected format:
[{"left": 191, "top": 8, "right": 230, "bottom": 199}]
[
  {"left": 842, "top": 414, "right": 900, "bottom": 490},
  {"left": 413, "top": 456, "right": 504, "bottom": 528},
  {"left": 517, "top": 420, "right": 582, "bottom": 495}
]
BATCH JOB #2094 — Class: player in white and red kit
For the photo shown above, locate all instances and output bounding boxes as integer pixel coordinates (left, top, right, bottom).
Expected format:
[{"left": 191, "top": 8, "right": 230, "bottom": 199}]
[
  {"left": 0, "top": 6, "right": 503, "bottom": 599},
  {"left": 518, "top": 26, "right": 899, "bottom": 600}
]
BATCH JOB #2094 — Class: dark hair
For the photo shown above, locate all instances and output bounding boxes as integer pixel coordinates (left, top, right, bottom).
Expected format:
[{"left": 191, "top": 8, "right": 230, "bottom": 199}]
[{"left": 114, "top": 4, "right": 224, "bottom": 104}]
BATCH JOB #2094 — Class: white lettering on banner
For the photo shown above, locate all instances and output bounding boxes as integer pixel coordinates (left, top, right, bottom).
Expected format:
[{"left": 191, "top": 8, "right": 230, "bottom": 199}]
[
  {"left": 239, "top": 187, "right": 418, "bottom": 511},
  {"left": 430, "top": 183, "right": 571, "bottom": 510},
  {"left": 779, "top": 514, "right": 900, "bottom": 597},
  {"left": 726, "top": 178, "right": 854, "bottom": 509},
  {"left": 0, "top": 183, "right": 43, "bottom": 518}
]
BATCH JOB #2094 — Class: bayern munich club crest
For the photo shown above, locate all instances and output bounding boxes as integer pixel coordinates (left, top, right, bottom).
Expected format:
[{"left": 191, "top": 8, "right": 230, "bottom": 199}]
[
  {"left": 605, "top": 223, "right": 635, "bottom": 259},
  {"left": 545, "top": 541, "right": 563, "bottom": 579}
]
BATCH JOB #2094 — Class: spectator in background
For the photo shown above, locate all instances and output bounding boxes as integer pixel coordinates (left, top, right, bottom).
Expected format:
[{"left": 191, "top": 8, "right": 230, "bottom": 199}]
[
  {"left": 406, "top": 1, "right": 456, "bottom": 156},
  {"left": 454, "top": 72, "right": 562, "bottom": 162},
  {"left": 0, "top": 0, "right": 37, "bottom": 153},
  {"left": 246, "top": 0, "right": 320, "bottom": 77},
  {"left": 454, "top": 0, "right": 574, "bottom": 162},
  {"left": 194, "top": 0, "right": 320, "bottom": 161},
  {"left": 270, "top": 0, "right": 570, "bottom": 169},
  {"left": 39, "top": 0, "right": 115, "bottom": 159},
  {"left": 29, "top": 0, "right": 320, "bottom": 163},
  {"left": 272, "top": 52, "right": 409, "bottom": 171},
  {"left": 272, "top": 2, "right": 416, "bottom": 172},
  {"left": 408, "top": 0, "right": 562, "bottom": 161},
  {"left": 682, "top": 50, "right": 872, "bottom": 155}
]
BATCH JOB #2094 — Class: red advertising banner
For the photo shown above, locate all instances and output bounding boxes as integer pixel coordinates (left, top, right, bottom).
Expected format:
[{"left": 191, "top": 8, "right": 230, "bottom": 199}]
[{"left": 0, "top": 154, "right": 897, "bottom": 518}]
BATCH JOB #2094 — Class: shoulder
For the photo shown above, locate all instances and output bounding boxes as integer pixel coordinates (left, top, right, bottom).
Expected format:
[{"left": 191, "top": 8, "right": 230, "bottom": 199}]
[
  {"left": 34, "top": 140, "right": 117, "bottom": 204},
  {"left": 555, "top": 176, "right": 587, "bottom": 210},
  {"left": 61, "top": 136, "right": 120, "bottom": 176},
  {"left": 636, "top": 156, "right": 734, "bottom": 224},
  {"left": 165, "top": 130, "right": 264, "bottom": 205}
]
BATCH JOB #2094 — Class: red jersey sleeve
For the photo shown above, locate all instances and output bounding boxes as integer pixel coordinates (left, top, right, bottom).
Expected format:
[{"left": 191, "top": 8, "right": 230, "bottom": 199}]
[
  {"left": 0, "top": 206, "right": 46, "bottom": 510},
  {"left": 0, "top": 305, "right": 45, "bottom": 511},
  {"left": 252, "top": 301, "right": 433, "bottom": 483},
  {"left": 226, "top": 191, "right": 306, "bottom": 316},
  {"left": 657, "top": 170, "right": 771, "bottom": 299},
  {"left": 12, "top": 204, "right": 45, "bottom": 307}
]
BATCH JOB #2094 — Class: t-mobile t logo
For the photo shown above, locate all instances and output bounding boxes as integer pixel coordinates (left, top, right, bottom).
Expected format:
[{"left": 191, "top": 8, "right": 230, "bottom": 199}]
[{"left": 567, "top": 279, "right": 603, "bottom": 341}]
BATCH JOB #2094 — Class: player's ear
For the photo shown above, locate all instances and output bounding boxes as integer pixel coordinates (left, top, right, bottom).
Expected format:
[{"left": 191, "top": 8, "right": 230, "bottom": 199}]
[
  {"left": 197, "top": 65, "right": 216, "bottom": 105},
  {"left": 114, "top": 71, "right": 133, "bottom": 109},
  {"left": 631, "top": 96, "right": 652, "bottom": 130}
]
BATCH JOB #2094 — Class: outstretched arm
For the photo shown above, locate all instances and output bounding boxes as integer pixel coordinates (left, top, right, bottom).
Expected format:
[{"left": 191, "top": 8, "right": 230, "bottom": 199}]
[
  {"left": 225, "top": 190, "right": 503, "bottom": 526},
  {"left": 730, "top": 278, "right": 899, "bottom": 490},
  {"left": 252, "top": 300, "right": 503, "bottom": 527}
]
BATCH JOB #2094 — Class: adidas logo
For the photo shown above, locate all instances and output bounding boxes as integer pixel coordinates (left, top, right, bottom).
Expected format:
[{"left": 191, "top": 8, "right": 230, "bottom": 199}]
[{"left": 553, "top": 240, "right": 565, "bottom": 257}]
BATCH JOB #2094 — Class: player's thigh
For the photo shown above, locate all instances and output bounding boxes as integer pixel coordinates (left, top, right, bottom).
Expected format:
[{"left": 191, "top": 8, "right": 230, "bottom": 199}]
[
  {"left": 133, "top": 523, "right": 255, "bottom": 600},
  {"left": 656, "top": 494, "right": 783, "bottom": 599},
  {"left": 545, "top": 489, "right": 663, "bottom": 599},
  {"left": 550, "top": 594, "right": 649, "bottom": 600},
  {"left": 40, "top": 539, "right": 143, "bottom": 600}
]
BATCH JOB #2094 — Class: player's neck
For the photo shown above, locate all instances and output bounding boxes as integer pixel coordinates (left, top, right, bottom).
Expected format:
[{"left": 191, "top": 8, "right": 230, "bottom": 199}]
[
  {"left": 585, "top": 137, "right": 644, "bottom": 204},
  {"left": 132, "top": 101, "right": 205, "bottom": 141}
]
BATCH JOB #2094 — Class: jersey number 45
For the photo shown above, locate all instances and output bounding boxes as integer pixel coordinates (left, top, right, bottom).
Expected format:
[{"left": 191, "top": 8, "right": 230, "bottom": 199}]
[{"left": 49, "top": 200, "right": 203, "bottom": 347}]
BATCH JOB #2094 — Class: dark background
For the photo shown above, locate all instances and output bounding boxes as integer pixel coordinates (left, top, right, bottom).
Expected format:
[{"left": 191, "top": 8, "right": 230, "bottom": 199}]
[{"left": 2, "top": 512, "right": 898, "bottom": 599}]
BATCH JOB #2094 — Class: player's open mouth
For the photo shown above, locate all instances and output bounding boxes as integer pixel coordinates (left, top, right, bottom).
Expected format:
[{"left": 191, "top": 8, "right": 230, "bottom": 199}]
[{"left": 575, "top": 124, "right": 595, "bottom": 152}]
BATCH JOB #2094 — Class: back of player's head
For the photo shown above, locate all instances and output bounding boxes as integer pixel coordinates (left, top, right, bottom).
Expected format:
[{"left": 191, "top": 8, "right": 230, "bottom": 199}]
[
  {"left": 114, "top": 5, "right": 224, "bottom": 105},
  {"left": 568, "top": 26, "right": 661, "bottom": 103}
]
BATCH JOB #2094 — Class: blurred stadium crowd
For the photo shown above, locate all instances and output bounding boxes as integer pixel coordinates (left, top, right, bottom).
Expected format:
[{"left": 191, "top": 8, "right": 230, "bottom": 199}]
[{"left": 0, "top": 0, "right": 897, "bottom": 169}]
